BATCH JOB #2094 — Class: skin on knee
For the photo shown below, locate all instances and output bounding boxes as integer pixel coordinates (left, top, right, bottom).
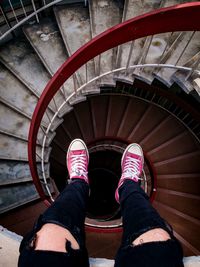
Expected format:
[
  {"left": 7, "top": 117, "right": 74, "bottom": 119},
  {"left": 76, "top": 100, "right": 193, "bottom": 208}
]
[
  {"left": 132, "top": 228, "right": 171, "bottom": 246},
  {"left": 34, "top": 223, "right": 80, "bottom": 252}
]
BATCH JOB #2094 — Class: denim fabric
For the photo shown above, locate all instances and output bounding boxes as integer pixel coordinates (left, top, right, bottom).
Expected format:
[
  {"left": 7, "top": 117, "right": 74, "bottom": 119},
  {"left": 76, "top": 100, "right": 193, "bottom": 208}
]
[
  {"left": 18, "top": 180, "right": 90, "bottom": 267},
  {"left": 18, "top": 179, "right": 183, "bottom": 267},
  {"left": 114, "top": 180, "right": 184, "bottom": 267}
]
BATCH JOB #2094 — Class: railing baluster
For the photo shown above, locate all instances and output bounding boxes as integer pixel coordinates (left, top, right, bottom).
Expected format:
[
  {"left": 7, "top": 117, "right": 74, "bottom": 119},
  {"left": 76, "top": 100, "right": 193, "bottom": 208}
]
[
  {"left": 73, "top": 74, "right": 77, "bottom": 94},
  {"left": 85, "top": 62, "right": 88, "bottom": 83},
  {"left": 52, "top": 97, "right": 58, "bottom": 112},
  {"left": 175, "top": 31, "right": 195, "bottom": 66},
  {"left": 98, "top": 54, "right": 101, "bottom": 76},
  {"left": 20, "top": 0, "right": 27, "bottom": 17},
  {"left": 182, "top": 113, "right": 189, "bottom": 121},
  {"left": 36, "top": 152, "right": 42, "bottom": 160},
  {"left": 31, "top": 0, "right": 39, "bottom": 23},
  {"left": 125, "top": 40, "right": 134, "bottom": 74},
  {"left": 45, "top": 109, "right": 52, "bottom": 123},
  {"left": 155, "top": 32, "right": 173, "bottom": 66},
  {"left": 192, "top": 123, "right": 200, "bottom": 131},
  {"left": 60, "top": 86, "right": 67, "bottom": 100},
  {"left": 8, "top": 0, "right": 19, "bottom": 23},
  {"left": 185, "top": 56, "right": 200, "bottom": 81},
  {"left": 37, "top": 138, "right": 42, "bottom": 146},
  {"left": 154, "top": 32, "right": 183, "bottom": 74},
  {"left": 0, "top": 5, "right": 16, "bottom": 38},
  {"left": 138, "top": 35, "right": 153, "bottom": 65},
  {"left": 138, "top": 35, "right": 154, "bottom": 75},
  {"left": 40, "top": 125, "right": 46, "bottom": 134}
]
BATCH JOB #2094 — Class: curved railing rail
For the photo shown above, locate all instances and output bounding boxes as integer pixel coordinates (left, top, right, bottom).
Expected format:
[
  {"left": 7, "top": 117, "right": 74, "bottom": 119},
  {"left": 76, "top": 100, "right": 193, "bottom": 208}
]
[{"left": 28, "top": 2, "right": 200, "bottom": 204}]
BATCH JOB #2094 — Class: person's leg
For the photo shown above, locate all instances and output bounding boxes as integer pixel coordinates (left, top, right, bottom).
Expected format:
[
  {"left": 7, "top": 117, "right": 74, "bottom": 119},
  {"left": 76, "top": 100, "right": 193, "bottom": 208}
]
[
  {"left": 115, "top": 143, "right": 184, "bottom": 267},
  {"left": 18, "top": 139, "right": 90, "bottom": 267}
]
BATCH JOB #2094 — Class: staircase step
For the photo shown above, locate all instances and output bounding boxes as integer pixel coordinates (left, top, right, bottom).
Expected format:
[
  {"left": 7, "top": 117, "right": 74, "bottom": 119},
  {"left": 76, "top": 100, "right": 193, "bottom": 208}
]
[
  {"left": 0, "top": 39, "right": 65, "bottom": 110},
  {"left": 0, "top": 64, "right": 50, "bottom": 126},
  {"left": 89, "top": 0, "right": 122, "bottom": 86},
  {"left": 0, "top": 39, "right": 50, "bottom": 96},
  {"left": 0, "top": 158, "right": 51, "bottom": 213},
  {"left": 155, "top": 151, "right": 200, "bottom": 175},
  {"left": 73, "top": 100, "right": 95, "bottom": 143},
  {"left": 54, "top": 4, "right": 96, "bottom": 88},
  {"left": 104, "top": 95, "right": 128, "bottom": 137},
  {"left": 116, "top": 97, "right": 148, "bottom": 137},
  {"left": 23, "top": 18, "right": 68, "bottom": 76},
  {"left": 0, "top": 183, "right": 39, "bottom": 213},
  {"left": 153, "top": 201, "right": 200, "bottom": 255},
  {"left": 171, "top": 52, "right": 200, "bottom": 95},
  {"left": 0, "top": 161, "right": 49, "bottom": 187},
  {"left": 23, "top": 19, "right": 77, "bottom": 102},
  {"left": 157, "top": 173, "right": 200, "bottom": 196},
  {"left": 90, "top": 95, "right": 109, "bottom": 138},
  {"left": 156, "top": 188, "right": 200, "bottom": 221},
  {"left": 0, "top": 134, "right": 30, "bottom": 161},
  {"left": 0, "top": 63, "right": 63, "bottom": 141},
  {"left": 155, "top": 31, "right": 200, "bottom": 87},
  {"left": 116, "top": 0, "right": 162, "bottom": 83},
  {"left": 0, "top": 103, "right": 30, "bottom": 141},
  {"left": 133, "top": 0, "right": 181, "bottom": 82},
  {"left": 0, "top": 133, "right": 50, "bottom": 162},
  {"left": 149, "top": 132, "right": 200, "bottom": 163},
  {"left": 69, "top": 94, "right": 86, "bottom": 105}
]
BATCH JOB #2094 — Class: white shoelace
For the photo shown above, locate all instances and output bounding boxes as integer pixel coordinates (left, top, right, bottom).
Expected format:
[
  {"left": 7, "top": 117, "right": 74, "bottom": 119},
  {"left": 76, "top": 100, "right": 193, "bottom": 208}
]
[
  {"left": 70, "top": 154, "right": 88, "bottom": 179},
  {"left": 122, "top": 156, "right": 142, "bottom": 181}
]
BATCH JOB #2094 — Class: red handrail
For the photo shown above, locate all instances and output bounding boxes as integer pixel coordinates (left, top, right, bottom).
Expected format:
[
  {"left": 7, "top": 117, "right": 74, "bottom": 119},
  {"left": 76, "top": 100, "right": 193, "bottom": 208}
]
[{"left": 28, "top": 2, "right": 200, "bottom": 202}]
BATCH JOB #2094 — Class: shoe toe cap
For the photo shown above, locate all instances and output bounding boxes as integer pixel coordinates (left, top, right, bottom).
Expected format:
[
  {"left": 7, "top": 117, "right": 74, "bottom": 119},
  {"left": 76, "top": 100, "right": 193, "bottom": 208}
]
[{"left": 128, "top": 144, "right": 143, "bottom": 156}]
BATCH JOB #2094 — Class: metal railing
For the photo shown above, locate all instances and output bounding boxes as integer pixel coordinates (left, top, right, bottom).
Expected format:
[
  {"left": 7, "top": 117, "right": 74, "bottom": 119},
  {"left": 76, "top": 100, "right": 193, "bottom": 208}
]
[
  {"left": 27, "top": 2, "right": 200, "bottom": 206},
  {"left": 0, "top": 0, "right": 87, "bottom": 41}
]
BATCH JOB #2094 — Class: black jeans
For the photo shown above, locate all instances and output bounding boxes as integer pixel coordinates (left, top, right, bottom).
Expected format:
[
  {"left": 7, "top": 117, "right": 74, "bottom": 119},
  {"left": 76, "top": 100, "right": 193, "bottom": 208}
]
[{"left": 18, "top": 180, "right": 184, "bottom": 267}]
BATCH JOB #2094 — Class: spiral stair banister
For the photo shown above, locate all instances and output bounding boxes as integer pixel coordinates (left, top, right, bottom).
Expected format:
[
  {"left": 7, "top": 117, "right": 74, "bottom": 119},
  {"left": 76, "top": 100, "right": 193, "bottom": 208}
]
[{"left": 28, "top": 2, "right": 200, "bottom": 203}]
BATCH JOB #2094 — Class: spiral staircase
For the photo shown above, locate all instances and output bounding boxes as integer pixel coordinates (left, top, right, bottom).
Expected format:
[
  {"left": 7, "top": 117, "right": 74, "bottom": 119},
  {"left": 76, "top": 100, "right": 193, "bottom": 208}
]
[{"left": 0, "top": 0, "right": 200, "bottom": 259}]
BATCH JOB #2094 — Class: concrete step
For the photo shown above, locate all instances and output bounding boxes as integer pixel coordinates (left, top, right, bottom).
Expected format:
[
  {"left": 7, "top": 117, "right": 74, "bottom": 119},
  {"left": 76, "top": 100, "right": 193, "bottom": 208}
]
[
  {"left": 133, "top": 0, "right": 179, "bottom": 82},
  {"left": 155, "top": 31, "right": 200, "bottom": 87},
  {"left": 23, "top": 19, "right": 78, "bottom": 106},
  {"left": 0, "top": 102, "right": 31, "bottom": 141},
  {"left": 0, "top": 102, "right": 52, "bottom": 146},
  {"left": 193, "top": 76, "right": 200, "bottom": 97},
  {"left": 0, "top": 183, "right": 39, "bottom": 213},
  {"left": 171, "top": 50, "right": 200, "bottom": 96},
  {"left": 0, "top": 160, "right": 50, "bottom": 213},
  {"left": 115, "top": 0, "right": 162, "bottom": 83},
  {"left": 89, "top": 0, "right": 122, "bottom": 86},
  {"left": 0, "top": 39, "right": 65, "bottom": 111},
  {"left": 0, "top": 39, "right": 50, "bottom": 96},
  {"left": 23, "top": 18, "right": 68, "bottom": 76},
  {"left": 0, "top": 133, "right": 50, "bottom": 162},
  {"left": 0, "top": 134, "right": 31, "bottom": 161},
  {"left": 54, "top": 5, "right": 96, "bottom": 89},
  {"left": 0, "top": 64, "right": 50, "bottom": 126},
  {"left": 0, "top": 64, "right": 60, "bottom": 144},
  {"left": 0, "top": 161, "right": 49, "bottom": 187}
]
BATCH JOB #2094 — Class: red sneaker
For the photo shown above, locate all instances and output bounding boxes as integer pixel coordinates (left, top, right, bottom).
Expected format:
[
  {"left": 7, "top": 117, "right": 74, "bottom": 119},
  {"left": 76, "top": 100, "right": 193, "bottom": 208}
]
[
  {"left": 66, "top": 139, "right": 89, "bottom": 184},
  {"left": 115, "top": 143, "right": 144, "bottom": 203}
]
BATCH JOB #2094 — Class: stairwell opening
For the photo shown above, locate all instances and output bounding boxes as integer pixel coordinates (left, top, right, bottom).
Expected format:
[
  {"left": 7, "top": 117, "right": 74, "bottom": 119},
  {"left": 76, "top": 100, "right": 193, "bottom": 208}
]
[{"left": 87, "top": 150, "right": 121, "bottom": 221}]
